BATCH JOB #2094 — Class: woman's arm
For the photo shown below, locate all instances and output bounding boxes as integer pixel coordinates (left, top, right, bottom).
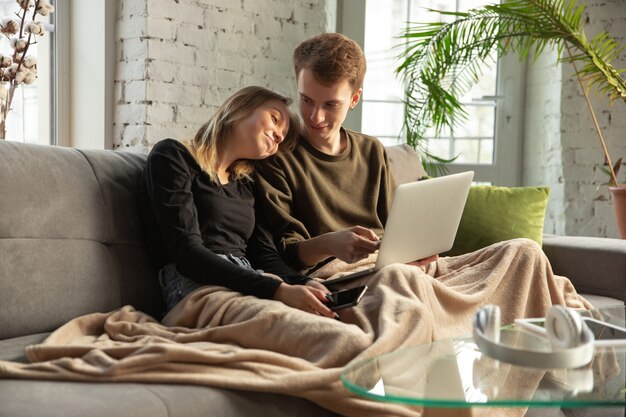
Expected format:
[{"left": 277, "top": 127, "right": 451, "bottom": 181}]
[
  {"left": 247, "top": 211, "right": 338, "bottom": 317},
  {"left": 143, "top": 140, "right": 282, "bottom": 299},
  {"left": 246, "top": 221, "right": 311, "bottom": 286}
]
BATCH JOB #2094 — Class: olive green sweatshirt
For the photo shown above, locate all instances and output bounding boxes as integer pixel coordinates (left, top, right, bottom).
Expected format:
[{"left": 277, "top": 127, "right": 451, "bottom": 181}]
[{"left": 255, "top": 128, "right": 396, "bottom": 271}]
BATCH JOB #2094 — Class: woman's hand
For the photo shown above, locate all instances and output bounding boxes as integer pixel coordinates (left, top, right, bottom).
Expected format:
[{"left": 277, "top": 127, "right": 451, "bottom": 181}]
[
  {"left": 273, "top": 283, "right": 337, "bottom": 318},
  {"left": 305, "top": 279, "right": 331, "bottom": 294}
]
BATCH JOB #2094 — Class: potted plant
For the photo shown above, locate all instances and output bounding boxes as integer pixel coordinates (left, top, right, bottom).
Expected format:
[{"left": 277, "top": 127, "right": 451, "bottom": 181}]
[
  {"left": 0, "top": 0, "right": 54, "bottom": 140},
  {"left": 395, "top": 0, "right": 626, "bottom": 237}
]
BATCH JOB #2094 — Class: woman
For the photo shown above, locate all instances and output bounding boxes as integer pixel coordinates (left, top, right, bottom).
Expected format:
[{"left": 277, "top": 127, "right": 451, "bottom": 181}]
[{"left": 142, "top": 86, "right": 334, "bottom": 318}]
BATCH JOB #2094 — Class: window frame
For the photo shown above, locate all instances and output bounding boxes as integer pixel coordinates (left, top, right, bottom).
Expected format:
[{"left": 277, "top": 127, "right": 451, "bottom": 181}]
[
  {"left": 337, "top": 0, "right": 525, "bottom": 186},
  {"left": 53, "top": 0, "right": 69, "bottom": 146},
  {"left": 65, "top": 0, "right": 116, "bottom": 149}
]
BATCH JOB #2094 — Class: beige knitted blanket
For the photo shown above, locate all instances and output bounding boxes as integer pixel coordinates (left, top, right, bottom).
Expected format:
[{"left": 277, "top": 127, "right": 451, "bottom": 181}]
[{"left": 0, "top": 239, "right": 591, "bottom": 417}]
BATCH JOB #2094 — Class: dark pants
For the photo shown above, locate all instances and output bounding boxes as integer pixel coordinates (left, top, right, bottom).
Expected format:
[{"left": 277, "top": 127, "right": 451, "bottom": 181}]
[{"left": 158, "top": 254, "right": 259, "bottom": 313}]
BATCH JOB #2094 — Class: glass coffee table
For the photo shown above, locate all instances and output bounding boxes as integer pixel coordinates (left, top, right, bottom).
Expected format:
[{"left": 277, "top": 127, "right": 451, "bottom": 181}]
[{"left": 341, "top": 305, "right": 626, "bottom": 415}]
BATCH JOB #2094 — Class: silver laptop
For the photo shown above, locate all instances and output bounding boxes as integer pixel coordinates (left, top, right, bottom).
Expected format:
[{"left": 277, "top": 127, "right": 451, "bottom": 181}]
[{"left": 323, "top": 171, "right": 474, "bottom": 287}]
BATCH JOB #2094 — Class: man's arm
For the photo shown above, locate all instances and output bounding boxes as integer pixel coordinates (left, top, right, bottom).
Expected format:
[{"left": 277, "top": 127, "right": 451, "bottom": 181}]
[
  {"left": 296, "top": 226, "right": 380, "bottom": 266},
  {"left": 254, "top": 157, "right": 313, "bottom": 270},
  {"left": 255, "top": 160, "right": 381, "bottom": 268},
  {"left": 255, "top": 138, "right": 397, "bottom": 269}
]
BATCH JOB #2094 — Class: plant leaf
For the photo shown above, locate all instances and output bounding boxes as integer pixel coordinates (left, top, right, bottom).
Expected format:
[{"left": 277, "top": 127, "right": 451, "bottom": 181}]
[{"left": 396, "top": 0, "right": 626, "bottom": 171}]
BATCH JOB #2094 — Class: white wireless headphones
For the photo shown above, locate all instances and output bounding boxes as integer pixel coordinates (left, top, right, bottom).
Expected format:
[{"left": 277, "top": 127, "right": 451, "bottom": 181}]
[{"left": 473, "top": 304, "right": 595, "bottom": 368}]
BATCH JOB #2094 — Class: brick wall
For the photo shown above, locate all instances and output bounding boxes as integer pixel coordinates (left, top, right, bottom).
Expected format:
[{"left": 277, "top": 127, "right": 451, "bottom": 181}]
[
  {"left": 524, "top": 1, "right": 626, "bottom": 238},
  {"left": 114, "top": 0, "right": 335, "bottom": 151},
  {"left": 114, "top": 1, "right": 625, "bottom": 237}
]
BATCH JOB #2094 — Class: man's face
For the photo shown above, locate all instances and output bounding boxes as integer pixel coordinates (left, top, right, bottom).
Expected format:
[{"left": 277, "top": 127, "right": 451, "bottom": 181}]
[{"left": 297, "top": 68, "right": 361, "bottom": 144}]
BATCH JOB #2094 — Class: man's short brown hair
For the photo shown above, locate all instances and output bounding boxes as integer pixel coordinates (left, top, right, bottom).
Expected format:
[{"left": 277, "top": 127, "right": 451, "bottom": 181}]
[{"left": 293, "top": 32, "right": 366, "bottom": 92}]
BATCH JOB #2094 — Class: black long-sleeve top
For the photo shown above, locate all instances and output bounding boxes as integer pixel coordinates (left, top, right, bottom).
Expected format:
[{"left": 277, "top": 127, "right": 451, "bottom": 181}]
[{"left": 140, "top": 139, "right": 309, "bottom": 299}]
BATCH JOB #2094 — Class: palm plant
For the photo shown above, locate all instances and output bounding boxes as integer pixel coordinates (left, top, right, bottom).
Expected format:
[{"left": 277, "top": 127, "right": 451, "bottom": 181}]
[{"left": 396, "top": 0, "right": 626, "bottom": 184}]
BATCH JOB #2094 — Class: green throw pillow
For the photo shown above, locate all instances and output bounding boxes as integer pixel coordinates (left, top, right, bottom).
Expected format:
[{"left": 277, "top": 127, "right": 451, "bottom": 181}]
[{"left": 445, "top": 185, "right": 550, "bottom": 256}]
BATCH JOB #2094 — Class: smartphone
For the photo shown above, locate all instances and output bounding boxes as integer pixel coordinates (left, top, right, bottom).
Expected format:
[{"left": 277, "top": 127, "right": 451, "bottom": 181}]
[
  {"left": 325, "top": 285, "right": 368, "bottom": 311},
  {"left": 515, "top": 316, "right": 626, "bottom": 347}
]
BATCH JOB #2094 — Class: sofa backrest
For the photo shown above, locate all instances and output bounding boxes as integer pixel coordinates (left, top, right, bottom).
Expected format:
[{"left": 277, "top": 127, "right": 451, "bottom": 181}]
[
  {"left": 385, "top": 144, "right": 426, "bottom": 185},
  {"left": 0, "top": 141, "right": 163, "bottom": 339},
  {"left": 0, "top": 141, "right": 423, "bottom": 340}
]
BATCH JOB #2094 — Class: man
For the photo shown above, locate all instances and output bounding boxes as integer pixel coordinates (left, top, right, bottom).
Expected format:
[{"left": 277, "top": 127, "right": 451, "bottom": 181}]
[
  {"left": 255, "top": 32, "right": 435, "bottom": 272},
  {"left": 254, "top": 31, "right": 588, "bottom": 362}
]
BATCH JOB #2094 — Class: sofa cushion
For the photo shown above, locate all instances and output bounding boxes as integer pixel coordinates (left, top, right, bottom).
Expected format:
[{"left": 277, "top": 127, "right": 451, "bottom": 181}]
[
  {"left": 1, "top": 239, "right": 122, "bottom": 339},
  {"left": 0, "top": 332, "right": 48, "bottom": 362},
  {"left": 446, "top": 185, "right": 550, "bottom": 256},
  {"left": 0, "top": 141, "right": 163, "bottom": 339},
  {"left": 542, "top": 234, "right": 626, "bottom": 303},
  {"left": 0, "top": 144, "right": 108, "bottom": 239},
  {"left": 582, "top": 294, "right": 624, "bottom": 309},
  {"left": 385, "top": 144, "right": 427, "bottom": 185},
  {"left": 0, "top": 380, "right": 339, "bottom": 417},
  {"left": 0, "top": 328, "right": 340, "bottom": 417}
]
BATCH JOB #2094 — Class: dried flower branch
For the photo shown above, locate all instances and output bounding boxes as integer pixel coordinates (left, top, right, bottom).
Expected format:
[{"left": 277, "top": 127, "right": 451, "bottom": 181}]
[{"left": 0, "top": 0, "right": 54, "bottom": 140}]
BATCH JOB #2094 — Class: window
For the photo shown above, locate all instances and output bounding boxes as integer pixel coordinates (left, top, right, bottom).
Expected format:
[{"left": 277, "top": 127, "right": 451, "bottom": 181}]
[
  {"left": 0, "top": 0, "right": 113, "bottom": 149},
  {"left": 342, "top": 0, "right": 525, "bottom": 186},
  {"left": 0, "top": 0, "right": 55, "bottom": 145}
]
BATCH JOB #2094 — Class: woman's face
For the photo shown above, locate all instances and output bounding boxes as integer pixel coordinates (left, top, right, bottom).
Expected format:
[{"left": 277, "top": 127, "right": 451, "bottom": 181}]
[{"left": 231, "top": 99, "right": 290, "bottom": 160}]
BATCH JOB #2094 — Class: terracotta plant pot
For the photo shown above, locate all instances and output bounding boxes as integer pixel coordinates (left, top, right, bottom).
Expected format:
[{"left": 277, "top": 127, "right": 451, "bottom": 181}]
[{"left": 609, "top": 186, "right": 626, "bottom": 239}]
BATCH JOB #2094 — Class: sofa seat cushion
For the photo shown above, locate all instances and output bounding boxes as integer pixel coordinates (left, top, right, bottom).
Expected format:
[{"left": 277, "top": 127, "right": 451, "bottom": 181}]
[
  {"left": 0, "top": 332, "right": 49, "bottom": 362},
  {"left": 0, "top": 379, "right": 340, "bottom": 417},
  {"left": 581, "top": 294, "right": 624, "bottom": 309},
  {"left": 0, "top": 333, "right": 339, "bottom": 417}
]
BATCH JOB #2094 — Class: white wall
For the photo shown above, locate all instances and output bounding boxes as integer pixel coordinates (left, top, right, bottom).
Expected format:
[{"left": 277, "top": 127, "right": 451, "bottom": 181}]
[
  {"left": 114, "top": 0, "right": 336, "bottom": 151},
  {"left": 559, "top": 1, "right": 626, "bottom": 238},
  {"left": 524, "top": 1, "right": 626, "bottom": 238}
]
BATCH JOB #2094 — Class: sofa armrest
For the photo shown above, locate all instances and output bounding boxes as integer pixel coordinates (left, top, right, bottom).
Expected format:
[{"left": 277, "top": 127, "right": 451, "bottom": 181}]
[{"left": 542, "top": 234, "right": 626, "bottom": 303}]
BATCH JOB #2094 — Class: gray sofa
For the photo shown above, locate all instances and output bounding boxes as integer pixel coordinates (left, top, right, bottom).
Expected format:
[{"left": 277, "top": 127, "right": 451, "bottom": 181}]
[{"left": 1, "top": 140, "right": 625, "bottom": 417}]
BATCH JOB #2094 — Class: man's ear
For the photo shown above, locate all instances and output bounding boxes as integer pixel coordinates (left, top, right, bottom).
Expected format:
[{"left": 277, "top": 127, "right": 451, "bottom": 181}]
[{"left": 350, "top": 88, "right": 362, "bottom": 109}]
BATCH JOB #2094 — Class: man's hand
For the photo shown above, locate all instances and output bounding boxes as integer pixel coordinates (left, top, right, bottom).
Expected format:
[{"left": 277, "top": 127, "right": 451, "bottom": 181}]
[
  {"left": 407, "top": 255, "right": 439, "bottom": 270},
  {"left": 328, "top": 226, "right": 380, "bottom": 264},
  {"left": 296, "top": 225, "right": 380, "bottom": 267},
  {"left": 273, "top": 283, "right": 337, "bottom": 318}
]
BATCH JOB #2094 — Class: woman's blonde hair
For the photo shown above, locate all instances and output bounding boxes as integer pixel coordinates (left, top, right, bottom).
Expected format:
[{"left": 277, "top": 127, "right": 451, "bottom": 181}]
[{"left": 186, "top": 86, "right": 300, "bottom": 183}]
